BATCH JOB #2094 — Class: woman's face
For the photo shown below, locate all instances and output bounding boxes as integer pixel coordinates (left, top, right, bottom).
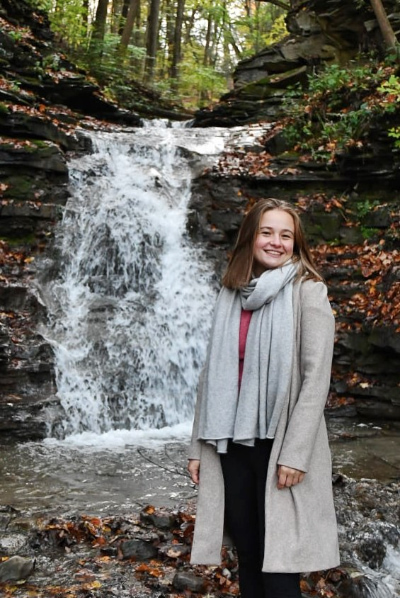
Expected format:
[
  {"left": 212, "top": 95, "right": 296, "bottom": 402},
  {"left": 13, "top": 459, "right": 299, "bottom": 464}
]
[{"left": 253, "top": 209, "right": 295, "bottom": 275}]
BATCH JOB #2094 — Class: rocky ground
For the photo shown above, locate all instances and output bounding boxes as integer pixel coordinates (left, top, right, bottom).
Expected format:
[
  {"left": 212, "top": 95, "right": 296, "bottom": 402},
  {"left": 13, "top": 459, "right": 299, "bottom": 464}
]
[
  {"left": 0, "top": 463, "right": 399, "bottom": 598},
  {"left": 0, "top": 420, "right": 399, "bottom": 598}
]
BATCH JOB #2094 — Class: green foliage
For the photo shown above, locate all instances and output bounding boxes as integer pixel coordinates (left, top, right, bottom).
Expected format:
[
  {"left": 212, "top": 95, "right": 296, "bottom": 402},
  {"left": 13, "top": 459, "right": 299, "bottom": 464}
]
[
  {"left": 388, "top": 126, "right": 400, "bottom": 148},
  {"left": 42, "top": 54, "right": 61, "bottom": 71},
  {"left": 306, "top": 63, "right": 381, "bottom": 99},
  {"left": 179, "top": 61, "right": 227, "bottom": 107},
  {"left": 77, "top": 35, "right": 146, "bottom": 87},
  {"left": 361, "top": 226, "right": 380, "bottom": 240},
  {"left": 283, "top": 62, "right": 400, "bottom": 161},
  {"left": 378, "top": 74, "right": 400, "bottom": 95},
  {"left": 35, "top": 0, "right": 88, "bottom": 49},
  {"left": 8, "top": 80, "right": 21, "bottom": 93},
  {"left": 28, "top": 0, "right": 288, "bottom": 109},
  {"left": 355, "top": 199, "right": 380, "bottom": 219},
  {"left": 8, "top": 29, "right": 24, "bottom": 42},
  {"left": 239, "top": 12, "right": 287, "bottom": 58}
]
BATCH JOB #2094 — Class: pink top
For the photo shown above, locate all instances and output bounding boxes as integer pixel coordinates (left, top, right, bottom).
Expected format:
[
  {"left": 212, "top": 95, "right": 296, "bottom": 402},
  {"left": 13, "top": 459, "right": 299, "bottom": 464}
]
[{"left": 239, "top": 309, "right": 252, "bottom": 386}]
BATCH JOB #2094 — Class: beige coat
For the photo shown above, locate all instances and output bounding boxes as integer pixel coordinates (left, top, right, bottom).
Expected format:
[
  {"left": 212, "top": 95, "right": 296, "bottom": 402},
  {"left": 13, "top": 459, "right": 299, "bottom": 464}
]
[{"left": 188, "top": 279, "right": 340, "bottom": 573}]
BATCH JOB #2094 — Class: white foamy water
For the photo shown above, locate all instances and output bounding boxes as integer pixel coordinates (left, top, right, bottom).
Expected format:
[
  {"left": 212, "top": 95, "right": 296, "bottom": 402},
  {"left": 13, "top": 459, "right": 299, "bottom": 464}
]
[
  {"left": 352, "top": 553, "right": 400, "bottom": 598},
  {"left": 39, "top": 123, "right": 229, "bottom": 438},
  {"left": 43, "top": 421, "right": 192, "bottom": 450}
]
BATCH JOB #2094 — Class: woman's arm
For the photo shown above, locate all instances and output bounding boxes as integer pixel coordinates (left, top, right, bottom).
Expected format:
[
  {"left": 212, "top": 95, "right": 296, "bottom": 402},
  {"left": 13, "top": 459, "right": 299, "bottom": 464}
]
[
  {"left": 187, "top": 368, "right": 206, "bottom": 483},
  {"left": 277, "top": 280, "right": 335, "bottom": 474},
  {"left": 188, "top": 368, "right": 205, "bottom": 461}
]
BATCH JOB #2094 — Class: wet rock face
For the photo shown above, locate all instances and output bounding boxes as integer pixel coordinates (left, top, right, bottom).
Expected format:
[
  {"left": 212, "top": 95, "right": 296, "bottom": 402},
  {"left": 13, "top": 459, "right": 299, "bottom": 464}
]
[
  {"left": 0, "top": 2, "right": 89, "bottom": 440},
  {"left": 187, "top": 162, "right": 400, "bottom": 421}
]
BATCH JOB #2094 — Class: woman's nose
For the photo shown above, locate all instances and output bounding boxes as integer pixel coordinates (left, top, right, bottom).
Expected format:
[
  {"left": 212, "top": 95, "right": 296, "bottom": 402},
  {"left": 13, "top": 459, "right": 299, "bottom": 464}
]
[{"left": 270, "top": 235, "right": 282, "bottom": 246}]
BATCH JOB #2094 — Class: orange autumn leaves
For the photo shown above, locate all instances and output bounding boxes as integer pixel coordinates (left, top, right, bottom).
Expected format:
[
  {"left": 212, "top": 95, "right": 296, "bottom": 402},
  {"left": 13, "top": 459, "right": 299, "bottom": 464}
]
[{"left": 312, "top": 242, "right": 400, "bottom": 332}]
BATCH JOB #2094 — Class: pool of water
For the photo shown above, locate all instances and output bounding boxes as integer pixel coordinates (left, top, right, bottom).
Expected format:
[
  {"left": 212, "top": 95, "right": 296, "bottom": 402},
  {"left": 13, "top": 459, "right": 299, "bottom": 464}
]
[{"left": 0, "top": 418, "right": 399, "bottom": 519}]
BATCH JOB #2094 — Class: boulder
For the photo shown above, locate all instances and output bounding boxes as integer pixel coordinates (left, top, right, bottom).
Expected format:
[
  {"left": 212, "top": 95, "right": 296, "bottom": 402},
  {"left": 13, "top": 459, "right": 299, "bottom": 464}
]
[
  {"left": 0, "top": 555, "right": 35, "bottom": 582},
  {"left": 172, "top": 571, "right": 206, "bottom": 593},
  {"left": 119, "top": 539, "right": 158, "bottom": 561}
]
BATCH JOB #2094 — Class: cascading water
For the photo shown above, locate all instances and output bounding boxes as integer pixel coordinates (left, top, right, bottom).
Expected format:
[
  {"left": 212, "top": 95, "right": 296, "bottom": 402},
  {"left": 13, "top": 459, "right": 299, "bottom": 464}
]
[
  {"left": 33, "top": 120, "right": 400, "bottom": 597},
  {"left": 40, "top": 122, "right": 227, "bottom": 438}
]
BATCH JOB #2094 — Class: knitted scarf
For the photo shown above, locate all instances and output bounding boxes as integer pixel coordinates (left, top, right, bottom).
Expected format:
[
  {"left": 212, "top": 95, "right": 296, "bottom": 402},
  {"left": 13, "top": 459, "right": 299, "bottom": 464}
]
[{"left": 197, "top": 260, "right": 299, "bottom": 453}]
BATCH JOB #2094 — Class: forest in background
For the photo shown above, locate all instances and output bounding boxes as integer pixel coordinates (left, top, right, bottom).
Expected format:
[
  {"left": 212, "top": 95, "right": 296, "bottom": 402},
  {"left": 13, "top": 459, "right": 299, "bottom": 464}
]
[{"left": 28, "top": 0, "right": 287, "bottom": 108}]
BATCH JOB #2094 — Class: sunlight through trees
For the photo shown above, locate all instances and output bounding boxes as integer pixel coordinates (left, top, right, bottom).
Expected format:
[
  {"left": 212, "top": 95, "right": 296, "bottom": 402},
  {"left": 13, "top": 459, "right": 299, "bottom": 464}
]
[{"left": 31, "top": 0, "right": 288, "bottom": 107}]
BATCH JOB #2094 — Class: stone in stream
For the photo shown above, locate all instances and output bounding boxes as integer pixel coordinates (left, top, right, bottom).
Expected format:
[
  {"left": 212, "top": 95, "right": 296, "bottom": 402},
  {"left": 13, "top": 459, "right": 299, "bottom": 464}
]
[
  {"left": 140, "top": 506, "right": 178, "bottom": 531},
  {"left": 119, "top": 538, "right": 158, "bottom": 561},
  {"left": 0, "top": 555, "right": 35, "bottom": 581},
  {"left": 355, "top": 533, "right": 387, "bottom": 569},
  {"left": 172, "top": 571, "right": 206, "bottom": 593}
]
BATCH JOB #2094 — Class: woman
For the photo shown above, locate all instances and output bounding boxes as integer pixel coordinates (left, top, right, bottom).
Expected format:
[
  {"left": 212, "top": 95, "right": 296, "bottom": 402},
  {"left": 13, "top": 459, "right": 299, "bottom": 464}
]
[{"left": 188, "top": 198, "right": 339, "bottom": 598}]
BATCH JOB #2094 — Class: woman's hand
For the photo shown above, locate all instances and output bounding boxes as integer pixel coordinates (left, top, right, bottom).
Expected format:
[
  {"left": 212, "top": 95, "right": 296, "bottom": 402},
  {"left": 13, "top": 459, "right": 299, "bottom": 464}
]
[
  {"left": 188, "top": 459, "right": 200, "bottom": 484},
  {"left": 277, "top": 465, "right": 305, "bottom": 490}
]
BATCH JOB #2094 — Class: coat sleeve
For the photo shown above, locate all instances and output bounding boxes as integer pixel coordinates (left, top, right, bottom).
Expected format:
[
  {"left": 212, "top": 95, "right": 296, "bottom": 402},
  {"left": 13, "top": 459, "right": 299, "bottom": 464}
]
[
  {"left": 277, "top": 280, "right": 335, "bottom": 473},
  {"left": 187, "top": 368, "right": 205, "bottom": 460}
]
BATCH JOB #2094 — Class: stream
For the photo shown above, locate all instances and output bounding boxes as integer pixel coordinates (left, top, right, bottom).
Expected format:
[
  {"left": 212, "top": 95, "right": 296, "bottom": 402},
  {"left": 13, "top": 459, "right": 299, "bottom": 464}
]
[{"left": 0, "top": 122, "right": 399, "bottom": 596}]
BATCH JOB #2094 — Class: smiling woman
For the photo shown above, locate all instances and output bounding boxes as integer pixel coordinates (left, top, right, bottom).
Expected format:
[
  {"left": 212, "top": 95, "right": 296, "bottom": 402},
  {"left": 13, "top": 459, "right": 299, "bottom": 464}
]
[{"left": 188, "top": 198, "right": 339, "bottom": 598}]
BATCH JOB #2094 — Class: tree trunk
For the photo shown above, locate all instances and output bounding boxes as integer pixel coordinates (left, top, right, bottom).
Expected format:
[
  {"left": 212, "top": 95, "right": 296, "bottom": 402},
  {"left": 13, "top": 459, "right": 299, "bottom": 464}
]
[
  {"left": 120, "top": 0, "right": 140, "bottom": 48},
  {"left": 170, "top": 0, "right": 185, "bottom": 82},
  {"left": 245, "top": 0, "right": 252, "bottom": 21},
  {"left": 82, "top": 0, "right": 89, "bottom": 37},
  {"left": 184, "top": 6, "right": 198, "bottom": 44},
  {"left": 200, "top": 12, "right": 213, "bottom": 104},
  {"left": 111, "top": 0, "right": 121, "bottom": 32},
  {"left": 254, "top": 0, "right": 261, "bottom": 53},
  {"left": 91, "top": 0, "right": 109, "bottom": 42},
  {"left": 165, "top": 0, "right": 174, "bottom": 56},
  {"left": 369, "top": 0, "right": 397, "bottom": 50},
  {"left": 118, "top": 0, "right": 130, "bottom": 34},
  {"left": 210, "top": 16, "right": 221, "bottom": 67},
  {"left": 145, "top": 0, "right": 161, "bottom": 80},
  {"left": 203, "top": 12, "right": 212, "bottom": 67},
  {"left": 227, "top": 24, "right": 242, "bottom": 59},
  {"left": 133, "top": 0, "right": 142, "bottom": 45}
]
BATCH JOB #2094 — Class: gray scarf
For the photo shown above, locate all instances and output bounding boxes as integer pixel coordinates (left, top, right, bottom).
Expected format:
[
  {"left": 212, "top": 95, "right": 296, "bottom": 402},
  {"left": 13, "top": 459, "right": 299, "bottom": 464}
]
[{"left": 197, "top": 261, "right": 298, "bottom": 453}]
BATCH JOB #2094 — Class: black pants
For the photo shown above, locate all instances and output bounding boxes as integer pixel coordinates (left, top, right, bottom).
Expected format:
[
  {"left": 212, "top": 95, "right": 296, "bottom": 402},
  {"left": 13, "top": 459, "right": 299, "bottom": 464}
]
[{"left": 220, "top": 440, "right": 302, "bottom": 598}]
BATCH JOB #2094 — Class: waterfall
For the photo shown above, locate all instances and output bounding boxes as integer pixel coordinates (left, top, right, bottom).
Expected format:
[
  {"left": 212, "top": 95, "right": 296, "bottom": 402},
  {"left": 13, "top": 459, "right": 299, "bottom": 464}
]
[{"left": 41, "top": 122, "right": 227, "bottom": 438}]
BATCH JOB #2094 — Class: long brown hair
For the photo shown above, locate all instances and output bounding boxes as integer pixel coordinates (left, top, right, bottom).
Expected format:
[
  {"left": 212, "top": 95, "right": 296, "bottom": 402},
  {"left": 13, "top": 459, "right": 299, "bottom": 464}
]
[{"left": 222, "top": 198, "right": 323, "bottom": 289}]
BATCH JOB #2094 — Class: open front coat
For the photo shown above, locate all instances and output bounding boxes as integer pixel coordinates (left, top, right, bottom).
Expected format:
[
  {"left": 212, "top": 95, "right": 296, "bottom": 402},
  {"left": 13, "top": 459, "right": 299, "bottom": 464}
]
[{"left": 188, "top": 279, "right": 340, "bottom": 573}]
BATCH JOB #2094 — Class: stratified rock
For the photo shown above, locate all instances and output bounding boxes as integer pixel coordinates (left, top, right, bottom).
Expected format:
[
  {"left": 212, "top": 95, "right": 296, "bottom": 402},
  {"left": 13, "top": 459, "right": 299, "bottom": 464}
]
[
  {"left": 193, "top": 0, "right": 400, "bottom": 126},
  {"left": 172, "top": 571, "right": 206, "bottom": 593},
  {"left": 0, "top": 555, "right": 35, "bottom": 582},
  {"left": 0, "top": 138, "right": 67, "bottom": 173}
]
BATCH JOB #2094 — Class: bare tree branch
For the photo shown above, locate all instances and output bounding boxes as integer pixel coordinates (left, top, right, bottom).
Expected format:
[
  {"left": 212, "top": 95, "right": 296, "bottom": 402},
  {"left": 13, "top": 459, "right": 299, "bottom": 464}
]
[{"left": 369, "top": 0, "right": 397, "bottom": 50}]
